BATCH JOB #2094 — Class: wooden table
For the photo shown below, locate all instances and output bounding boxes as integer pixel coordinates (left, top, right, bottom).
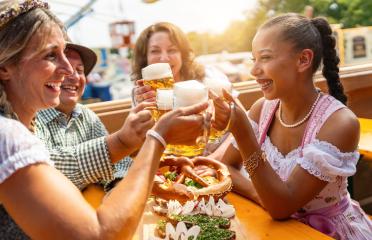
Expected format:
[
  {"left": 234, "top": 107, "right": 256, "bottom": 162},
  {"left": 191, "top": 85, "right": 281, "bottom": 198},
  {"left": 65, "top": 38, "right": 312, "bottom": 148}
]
[
  {"left": 359, "top": 118, "right": 372, "bottom": 159},
  {"left": 83, "top": 185, "right": 331, "bottom": 239}
]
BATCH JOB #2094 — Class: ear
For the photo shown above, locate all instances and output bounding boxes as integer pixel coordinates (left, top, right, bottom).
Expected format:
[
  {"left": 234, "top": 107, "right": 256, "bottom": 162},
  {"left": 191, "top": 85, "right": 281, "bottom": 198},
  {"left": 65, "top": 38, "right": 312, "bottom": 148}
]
[
  {"left": 0, "top": 66, "right": 11, "bottom": 81},
  {"left": 297, "top": 49, "right": 314, "bottom": 73}
]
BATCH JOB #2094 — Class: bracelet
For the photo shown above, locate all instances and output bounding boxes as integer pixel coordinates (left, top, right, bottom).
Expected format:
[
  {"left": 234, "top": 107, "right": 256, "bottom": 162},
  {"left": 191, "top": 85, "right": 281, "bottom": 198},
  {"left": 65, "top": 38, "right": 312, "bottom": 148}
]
[
  {"left": 146, "top": 129, "right": 167, "bottom": 149},
  {"left": 243, "top": 150, "right": 266, "bottom": 177}
]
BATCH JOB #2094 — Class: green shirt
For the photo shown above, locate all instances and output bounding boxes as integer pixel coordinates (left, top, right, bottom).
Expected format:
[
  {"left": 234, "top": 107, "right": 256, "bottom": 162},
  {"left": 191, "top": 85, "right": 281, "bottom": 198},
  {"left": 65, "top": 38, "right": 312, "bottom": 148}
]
[{"left": 35, "top": 104, "right": 132, "bottom": 190}]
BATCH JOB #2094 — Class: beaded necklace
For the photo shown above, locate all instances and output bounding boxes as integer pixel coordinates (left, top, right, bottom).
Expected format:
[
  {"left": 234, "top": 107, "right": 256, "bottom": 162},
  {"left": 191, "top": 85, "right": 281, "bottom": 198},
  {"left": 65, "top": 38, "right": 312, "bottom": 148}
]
[{"left": 278, "top": 93, "right": 321, "bottom": 128}]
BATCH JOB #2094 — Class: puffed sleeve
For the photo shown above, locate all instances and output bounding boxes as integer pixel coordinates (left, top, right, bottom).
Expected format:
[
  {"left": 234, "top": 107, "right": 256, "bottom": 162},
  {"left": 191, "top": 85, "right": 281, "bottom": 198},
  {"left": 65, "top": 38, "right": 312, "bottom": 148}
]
[
  {"left": 0, "top": 117, "right": 52, "bottom": 184},
  {"left": 297, "top": 140, "right": 359, "bottom": 182}
]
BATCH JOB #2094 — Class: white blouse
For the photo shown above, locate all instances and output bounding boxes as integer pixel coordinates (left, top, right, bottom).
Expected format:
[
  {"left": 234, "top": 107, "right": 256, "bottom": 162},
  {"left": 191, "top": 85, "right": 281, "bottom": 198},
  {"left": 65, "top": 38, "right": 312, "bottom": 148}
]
[
  {"left": 233, "top": 118, "right": 359, "bottom": 211},
  {"left": 0, "top": 116, "right": 52, "bottom": 184}
]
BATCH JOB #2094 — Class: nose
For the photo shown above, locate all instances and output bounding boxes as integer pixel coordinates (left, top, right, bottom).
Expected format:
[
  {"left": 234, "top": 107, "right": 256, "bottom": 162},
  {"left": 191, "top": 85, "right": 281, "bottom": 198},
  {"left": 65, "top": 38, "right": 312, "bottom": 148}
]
[
  {"left": 250, "top": 61, "right": 261, "bottom": 77},
  {"left": 159, "top": 51, "right": 170, "bottom": 62},
  {"left": 58, "top": 54, "right": 74, "bottom": 76}
]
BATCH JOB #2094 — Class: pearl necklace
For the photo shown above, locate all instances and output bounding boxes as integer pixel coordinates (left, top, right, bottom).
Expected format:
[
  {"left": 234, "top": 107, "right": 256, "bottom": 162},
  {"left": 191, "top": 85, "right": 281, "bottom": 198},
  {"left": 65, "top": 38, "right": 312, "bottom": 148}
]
[{"left": 278, "top": 93, "right": 321, "bottom": 128}]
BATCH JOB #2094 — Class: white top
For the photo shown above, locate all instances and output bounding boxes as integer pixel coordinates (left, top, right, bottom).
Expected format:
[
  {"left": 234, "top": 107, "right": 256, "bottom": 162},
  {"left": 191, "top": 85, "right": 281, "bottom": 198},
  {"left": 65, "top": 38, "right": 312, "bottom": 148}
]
[{"left": 0, "top": 116, "right": 52, "bottom": 184}]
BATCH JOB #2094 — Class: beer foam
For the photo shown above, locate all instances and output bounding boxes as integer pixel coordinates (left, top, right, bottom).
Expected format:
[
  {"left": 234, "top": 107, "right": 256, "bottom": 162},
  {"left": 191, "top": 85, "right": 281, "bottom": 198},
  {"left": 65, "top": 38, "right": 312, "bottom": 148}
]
[
  {"left": 157, "top": 89, "right": 173, "bottom": 110},
  {"left": 142, "top": 63, "right": 173, "bottom": 80},
  {"left": 203, "top": 77, "right": 232, "bottom": 97},
  {"left": 174, "top": 80, "right": 208, "bottom": 108}
]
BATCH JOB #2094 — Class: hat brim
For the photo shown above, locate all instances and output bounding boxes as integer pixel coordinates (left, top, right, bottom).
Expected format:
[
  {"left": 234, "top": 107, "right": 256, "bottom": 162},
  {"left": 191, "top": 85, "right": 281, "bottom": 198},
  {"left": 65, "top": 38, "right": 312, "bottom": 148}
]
[{"left": 66, "top": 43, "right": 97, "bottom": 76}]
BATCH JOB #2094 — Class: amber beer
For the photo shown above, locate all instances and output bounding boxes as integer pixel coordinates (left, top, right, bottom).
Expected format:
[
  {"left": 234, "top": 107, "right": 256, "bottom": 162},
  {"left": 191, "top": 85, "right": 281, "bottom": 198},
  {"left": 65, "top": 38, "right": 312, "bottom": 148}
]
[
  {"left": 203, "top": 76, "right": 232, "bottom": 142},
  {"left": 152, "top": 89, "right": 173, "bottom": 121},
  {"left": 165, "top": 80, "right": 209, "bottom": 157},
  {"left": 142, "top": 63, "right": 174, "bottom": 119},
  {"left": 142, "top": 63, "right": 174, "bottom": 90}
]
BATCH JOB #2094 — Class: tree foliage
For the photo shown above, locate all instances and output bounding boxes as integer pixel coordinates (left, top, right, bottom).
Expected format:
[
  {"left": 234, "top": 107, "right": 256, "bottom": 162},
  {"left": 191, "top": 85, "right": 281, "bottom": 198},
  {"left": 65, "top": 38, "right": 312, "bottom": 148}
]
[{"left": 188, "top": 0, "right": 372, "bottom": 56}]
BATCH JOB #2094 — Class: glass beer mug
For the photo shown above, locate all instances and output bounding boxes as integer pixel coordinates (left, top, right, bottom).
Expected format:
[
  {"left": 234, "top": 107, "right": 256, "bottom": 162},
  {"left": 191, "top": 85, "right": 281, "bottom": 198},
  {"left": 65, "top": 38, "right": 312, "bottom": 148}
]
[
  {"left": 142, "top": 63, "right": 174, "bottom": 119},
  {"left": 153, "top": 89, "right": 173, "bottom": 121},
  {"left": 164, "top": 80, "right": 209, "bottom": 157}
]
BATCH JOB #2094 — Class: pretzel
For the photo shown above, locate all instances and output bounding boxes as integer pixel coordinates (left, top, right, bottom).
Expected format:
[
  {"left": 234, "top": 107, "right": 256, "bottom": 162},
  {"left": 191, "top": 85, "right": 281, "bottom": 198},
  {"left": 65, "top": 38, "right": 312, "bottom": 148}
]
[{"left": 152, "top": 156, "right": 232, "bottom": 203}]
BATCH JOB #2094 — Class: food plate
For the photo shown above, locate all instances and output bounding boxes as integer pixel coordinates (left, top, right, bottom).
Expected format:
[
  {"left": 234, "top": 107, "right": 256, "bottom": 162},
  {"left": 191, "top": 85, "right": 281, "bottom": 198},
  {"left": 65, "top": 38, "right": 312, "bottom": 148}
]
[{"left": 133, "top": 198, "right": 248, "bottom": 240}]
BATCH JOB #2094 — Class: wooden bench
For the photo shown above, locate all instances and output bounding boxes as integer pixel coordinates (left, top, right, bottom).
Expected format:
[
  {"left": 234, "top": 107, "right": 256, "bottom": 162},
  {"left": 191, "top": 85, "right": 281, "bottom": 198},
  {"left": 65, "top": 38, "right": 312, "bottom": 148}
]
[
  {"left": 87, "top": 63, "right": 372, "bottom": 134},
  {"left": 359, "top": 118, "right": 372, "bottom": 160}
]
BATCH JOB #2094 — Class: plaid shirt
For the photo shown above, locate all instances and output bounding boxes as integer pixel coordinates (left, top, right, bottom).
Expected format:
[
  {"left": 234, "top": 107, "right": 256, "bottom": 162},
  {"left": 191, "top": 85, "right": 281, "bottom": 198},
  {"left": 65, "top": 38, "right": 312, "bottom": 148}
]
[{"left": 35, "top": 104, "right": 132, "bottom": 190}]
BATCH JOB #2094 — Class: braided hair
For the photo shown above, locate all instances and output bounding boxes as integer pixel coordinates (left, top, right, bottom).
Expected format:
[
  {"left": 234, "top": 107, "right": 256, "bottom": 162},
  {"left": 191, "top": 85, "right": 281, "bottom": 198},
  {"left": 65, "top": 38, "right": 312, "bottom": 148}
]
[{"left": 260, "top": 13, "right": 347, "bottom": 104}]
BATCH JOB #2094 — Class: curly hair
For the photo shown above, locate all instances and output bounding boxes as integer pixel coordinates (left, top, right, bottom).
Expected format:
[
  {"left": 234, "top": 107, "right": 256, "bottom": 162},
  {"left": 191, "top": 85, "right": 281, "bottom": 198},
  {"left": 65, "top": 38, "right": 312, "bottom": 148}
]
[
  {"left": 260, "top": 13, "right": 347, "bottom": 104},
  {"left": 131, "top": 22, "right": 205, "bottom": 82}
]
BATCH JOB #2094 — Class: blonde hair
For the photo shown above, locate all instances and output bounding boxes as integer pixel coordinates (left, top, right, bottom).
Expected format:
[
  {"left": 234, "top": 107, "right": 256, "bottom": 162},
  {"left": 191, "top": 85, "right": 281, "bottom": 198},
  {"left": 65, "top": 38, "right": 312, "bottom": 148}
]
[
  {"left": 0, "top": 0, "right": 66, "bottom": 120},
  {"left": 131, "top": 22, "right": 205, "bottom": 82}
]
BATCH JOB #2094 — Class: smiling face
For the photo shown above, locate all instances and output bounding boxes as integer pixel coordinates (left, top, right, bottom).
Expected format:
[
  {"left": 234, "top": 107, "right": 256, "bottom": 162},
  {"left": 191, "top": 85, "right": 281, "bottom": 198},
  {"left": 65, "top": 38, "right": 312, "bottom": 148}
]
[
  {"left": 3, "top": 24, "right": 72, "bottom": 115},
  {"left": 147, "top": 31, "right": 182, "bottom": 82},
  {"left": 56, "top": 48, "right": 86, "bottom": 114},
  {"left": 250, "top": 27, "right": 300, "bottom": 100}
]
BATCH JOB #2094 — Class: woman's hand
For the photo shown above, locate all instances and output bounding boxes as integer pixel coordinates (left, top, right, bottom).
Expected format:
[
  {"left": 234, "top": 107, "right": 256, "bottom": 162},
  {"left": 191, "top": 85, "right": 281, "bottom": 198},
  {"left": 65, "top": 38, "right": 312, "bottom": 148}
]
[
  {"left": 116, "top": 101, "right": 155, "bottom": 151},
  {"left": 133, "top": 79, "right": 156, "bottom": 104},
  {"left": 154, "top": 102, "right": 209, "bottom": 145}
]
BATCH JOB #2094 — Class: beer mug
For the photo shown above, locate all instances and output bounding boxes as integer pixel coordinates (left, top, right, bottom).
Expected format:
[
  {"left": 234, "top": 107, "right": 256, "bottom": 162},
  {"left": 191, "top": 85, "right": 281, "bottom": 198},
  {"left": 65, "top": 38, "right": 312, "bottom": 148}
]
[
  {"left": 203, "top": 76, "right": 232, "bottom": 143},
  {"left": 164, "top": 80, "right": 209, "bottom": 157},
  {"left": 142, "top": 63, "right": 174, "bottom": 90},
  {"left": 142, "top": 63, "right": 174, "bottom": 119},
  {"left": 153, "top": 89, "right": 173, "bottom": 121}
]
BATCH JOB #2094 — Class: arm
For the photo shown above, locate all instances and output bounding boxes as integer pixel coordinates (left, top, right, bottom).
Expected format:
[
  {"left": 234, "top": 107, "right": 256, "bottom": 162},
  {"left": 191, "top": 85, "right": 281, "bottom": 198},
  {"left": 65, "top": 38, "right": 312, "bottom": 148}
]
[
  {"left": 220, "top": 138, "right": 262, "bottom": 205},
  {"left": 0, "top": 102, "right": 208, "bottom": 240},
  {"left": 106, "top": 102, "right": 155, "bottom": 163},
  {"left": 0, "top": 136, "right": 162, "bottom": 240}
]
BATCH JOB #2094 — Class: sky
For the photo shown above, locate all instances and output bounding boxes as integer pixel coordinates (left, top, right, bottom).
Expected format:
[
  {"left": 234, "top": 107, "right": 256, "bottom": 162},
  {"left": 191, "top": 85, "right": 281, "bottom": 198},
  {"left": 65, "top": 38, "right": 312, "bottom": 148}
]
[{"left": 51, "top": 0, "right": 258, "bottom": 48}]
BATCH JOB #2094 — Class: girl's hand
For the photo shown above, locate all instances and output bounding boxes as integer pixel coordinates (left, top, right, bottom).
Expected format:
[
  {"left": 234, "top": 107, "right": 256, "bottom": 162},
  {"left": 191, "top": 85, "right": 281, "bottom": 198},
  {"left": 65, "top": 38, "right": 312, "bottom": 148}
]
[{"left": 209, "top": 89, "right": 230, "bottom": 131}]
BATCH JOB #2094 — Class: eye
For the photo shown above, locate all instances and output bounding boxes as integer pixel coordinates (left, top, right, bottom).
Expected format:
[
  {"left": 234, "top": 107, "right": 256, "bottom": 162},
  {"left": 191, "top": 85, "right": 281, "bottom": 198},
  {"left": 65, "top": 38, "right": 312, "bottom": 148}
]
[
  {"left": 77, "top": 69, "right": 84, "bottom": 75},
  {"left": 45, "top": 52, "right": 57, "bottom": 61},
  {"left": 260, "top": 55, "right": 272, "bottom": 61},
  {"left": 168, "top": 48, "right": 179, "bottom": 54},
  {"left": 149, "top": 49, "right": 161, "bottom": 54}
]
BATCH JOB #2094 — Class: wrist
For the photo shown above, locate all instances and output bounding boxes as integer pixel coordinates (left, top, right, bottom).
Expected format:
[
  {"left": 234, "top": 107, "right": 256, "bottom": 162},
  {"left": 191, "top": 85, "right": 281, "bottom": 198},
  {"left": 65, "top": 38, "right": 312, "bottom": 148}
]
[{"left": 146, "top": 129, "right": 167, "bottom": 149}]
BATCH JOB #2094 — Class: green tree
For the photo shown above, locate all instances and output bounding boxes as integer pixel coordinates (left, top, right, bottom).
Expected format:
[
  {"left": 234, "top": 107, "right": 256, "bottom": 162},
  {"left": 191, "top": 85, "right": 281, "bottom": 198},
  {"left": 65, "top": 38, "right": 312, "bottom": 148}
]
[{"left": 187, "top": 0, "right": 372, "bottom": 56}]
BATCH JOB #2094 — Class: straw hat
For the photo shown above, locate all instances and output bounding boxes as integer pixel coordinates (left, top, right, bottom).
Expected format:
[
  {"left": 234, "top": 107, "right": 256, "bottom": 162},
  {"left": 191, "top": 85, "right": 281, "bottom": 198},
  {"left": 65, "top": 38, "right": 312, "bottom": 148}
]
[{"left": 66, "top": 43, "right": 97, "bottom": 76}]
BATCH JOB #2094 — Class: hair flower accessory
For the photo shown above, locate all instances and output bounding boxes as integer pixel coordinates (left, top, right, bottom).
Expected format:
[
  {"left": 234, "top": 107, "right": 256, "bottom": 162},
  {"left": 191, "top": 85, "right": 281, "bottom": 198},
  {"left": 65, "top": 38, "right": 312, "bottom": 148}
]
[{"left": 0, "top": 0, "right": 48, "bottom": 29}]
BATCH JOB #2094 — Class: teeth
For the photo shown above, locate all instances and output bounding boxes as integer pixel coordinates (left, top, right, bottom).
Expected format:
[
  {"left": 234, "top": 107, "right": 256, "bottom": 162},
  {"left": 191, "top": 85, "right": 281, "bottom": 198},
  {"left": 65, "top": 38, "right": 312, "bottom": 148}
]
[
  {"left": 260, "top": 81, "right": 272, "bottom": 88},
  {"left": 46, "top": 82, "right": 61, "bottom": 88},
  {"left": 61, "top": 85, "right": 78, "bottom": 91}
]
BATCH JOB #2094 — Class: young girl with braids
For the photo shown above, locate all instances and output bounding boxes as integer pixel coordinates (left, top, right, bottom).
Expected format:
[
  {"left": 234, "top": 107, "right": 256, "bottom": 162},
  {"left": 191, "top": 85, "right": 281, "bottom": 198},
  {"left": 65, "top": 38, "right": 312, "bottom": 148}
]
[
  {"left": 211, "top": 13, "right": 372, "bottom": 239},
  {"left": 0, "top": 1, "right": 207, "bottom": 239}
]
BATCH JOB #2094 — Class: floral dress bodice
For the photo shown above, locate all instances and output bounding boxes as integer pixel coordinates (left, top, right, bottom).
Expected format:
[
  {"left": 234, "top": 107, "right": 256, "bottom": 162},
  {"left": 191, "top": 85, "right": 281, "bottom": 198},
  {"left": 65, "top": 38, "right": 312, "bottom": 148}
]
[{"left": 252, "top": 95, "right": 359, "bottom": 211}]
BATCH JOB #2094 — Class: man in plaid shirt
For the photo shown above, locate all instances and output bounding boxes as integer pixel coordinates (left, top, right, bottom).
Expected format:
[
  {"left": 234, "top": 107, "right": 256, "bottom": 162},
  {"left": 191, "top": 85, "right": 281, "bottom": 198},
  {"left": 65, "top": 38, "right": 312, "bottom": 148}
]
[{"left": 35, "top": 43, "right": 154, "bottom": 190}]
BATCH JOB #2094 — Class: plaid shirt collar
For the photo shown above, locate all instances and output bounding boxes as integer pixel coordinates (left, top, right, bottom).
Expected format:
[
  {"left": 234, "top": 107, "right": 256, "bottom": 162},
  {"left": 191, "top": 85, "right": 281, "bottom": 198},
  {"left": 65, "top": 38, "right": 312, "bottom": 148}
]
[{"left": 37, "top": 104, "right": 83, "bottom": 124}]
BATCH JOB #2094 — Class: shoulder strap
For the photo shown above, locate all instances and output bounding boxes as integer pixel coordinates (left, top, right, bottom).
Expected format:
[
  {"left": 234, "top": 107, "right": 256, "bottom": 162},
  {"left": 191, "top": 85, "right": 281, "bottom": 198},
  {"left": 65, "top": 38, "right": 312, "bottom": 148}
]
[
  {"left": 300, "top": 95, "right": 346, "bottom": 155},
  {"left": 258, "top": 99, "right": 279, "bottom": 146}
]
